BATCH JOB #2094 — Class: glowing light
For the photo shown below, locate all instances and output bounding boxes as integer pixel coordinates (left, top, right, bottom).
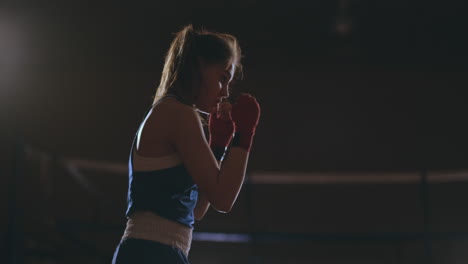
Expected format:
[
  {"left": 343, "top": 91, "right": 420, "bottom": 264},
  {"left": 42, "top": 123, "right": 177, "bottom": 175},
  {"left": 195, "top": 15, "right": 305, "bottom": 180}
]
[
  {"left": 0, "top": 12, "right": 26, "bottom": 91},
  {"left": 193, "top": 232, "right": 251, "bottom": 242},
  {"left": 333, "top": 0, "right": 354, "bottom": 36}
]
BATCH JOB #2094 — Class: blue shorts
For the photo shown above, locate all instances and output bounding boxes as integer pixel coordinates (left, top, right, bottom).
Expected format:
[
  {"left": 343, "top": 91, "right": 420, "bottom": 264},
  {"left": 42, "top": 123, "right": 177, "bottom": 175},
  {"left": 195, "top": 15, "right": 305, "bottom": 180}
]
[{"left": 112, "top": 238, "right": 190, "bottom": 264}]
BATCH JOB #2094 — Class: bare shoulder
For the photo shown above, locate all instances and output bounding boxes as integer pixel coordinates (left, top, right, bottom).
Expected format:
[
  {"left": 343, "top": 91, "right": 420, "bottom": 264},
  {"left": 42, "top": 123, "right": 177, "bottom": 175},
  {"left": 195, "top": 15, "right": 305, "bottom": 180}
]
[
  {"left": 154, "top": 98, "right": 203, "bottom": 135},
  {"left": 156, "top": 98, "right": 199, "bottom": 122},
  {"left": 136, "top": 97, "right": 205, "bottom": 156}
]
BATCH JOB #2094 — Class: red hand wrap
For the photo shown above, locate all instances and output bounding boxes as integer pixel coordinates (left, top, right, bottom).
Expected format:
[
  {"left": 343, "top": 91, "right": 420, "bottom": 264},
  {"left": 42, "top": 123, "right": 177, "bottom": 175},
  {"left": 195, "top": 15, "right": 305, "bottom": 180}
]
[
  {"left": 208, "top": 111, "right": 235, "bottom": 160},
  {"left": 231, "top": 94, "right": 261, "bottom": 152}
]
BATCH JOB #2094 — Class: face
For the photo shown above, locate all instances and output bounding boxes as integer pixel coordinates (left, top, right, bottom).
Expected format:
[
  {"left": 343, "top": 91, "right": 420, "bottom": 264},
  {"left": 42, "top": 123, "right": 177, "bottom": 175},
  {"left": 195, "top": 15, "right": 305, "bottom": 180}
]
[{"left": 196, "top": 61, "right": 235, "bottom": 114}]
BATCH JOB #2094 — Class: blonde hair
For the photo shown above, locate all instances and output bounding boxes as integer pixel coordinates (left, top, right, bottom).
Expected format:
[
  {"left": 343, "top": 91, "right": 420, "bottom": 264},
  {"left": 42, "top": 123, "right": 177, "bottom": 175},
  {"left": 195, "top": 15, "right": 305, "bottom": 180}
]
[{"left": 153, "top": 24, "right": 243, "bottom": 107}]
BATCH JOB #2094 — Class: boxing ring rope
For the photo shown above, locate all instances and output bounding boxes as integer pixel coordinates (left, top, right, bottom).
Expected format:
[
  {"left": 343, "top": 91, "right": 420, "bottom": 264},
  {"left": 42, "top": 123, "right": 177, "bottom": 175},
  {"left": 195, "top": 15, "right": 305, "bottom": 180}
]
[
  {"left": 8, "top": 142, "right": 468, "bottom": 263},
  {"left": 32, "top": 148, "right": 468, "bottom": 185}
]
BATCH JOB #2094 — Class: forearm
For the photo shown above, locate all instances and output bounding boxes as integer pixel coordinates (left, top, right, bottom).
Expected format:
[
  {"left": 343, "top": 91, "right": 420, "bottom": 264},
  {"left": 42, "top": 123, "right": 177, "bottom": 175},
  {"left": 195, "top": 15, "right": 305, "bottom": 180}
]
[
  {"left": 214, "top": 146, "right": 249, "bottom": 213},
  {"left": 207, "top": 93, "right": 259, "bottom": 213},
  {"left": 194, "top": 151, "right": 223, "bottom": 220}
]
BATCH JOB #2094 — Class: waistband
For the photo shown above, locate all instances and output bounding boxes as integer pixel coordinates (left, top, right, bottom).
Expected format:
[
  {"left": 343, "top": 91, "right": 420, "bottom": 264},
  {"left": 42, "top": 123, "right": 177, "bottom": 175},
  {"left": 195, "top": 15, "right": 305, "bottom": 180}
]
[{"left": 122, "top": 211, "right": 192, "bottom": 257}]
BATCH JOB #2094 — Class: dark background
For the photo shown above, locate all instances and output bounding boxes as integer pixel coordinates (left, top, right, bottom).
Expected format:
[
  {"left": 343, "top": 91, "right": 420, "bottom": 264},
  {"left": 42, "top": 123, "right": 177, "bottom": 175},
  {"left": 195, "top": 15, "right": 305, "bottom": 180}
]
[{"left": 1, "top": 1, "right": 468, "bottom": 263}]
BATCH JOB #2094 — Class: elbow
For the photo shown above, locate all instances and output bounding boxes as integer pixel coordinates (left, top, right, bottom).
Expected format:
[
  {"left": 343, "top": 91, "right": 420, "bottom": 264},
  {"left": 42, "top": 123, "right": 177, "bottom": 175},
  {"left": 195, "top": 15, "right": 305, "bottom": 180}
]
[
  {"left": 194, "top": 213, "right": 204, "bottom": 221},
  {"left": 205, "top": 186, "right": 235, "bottom": 213},
  {"left": 218, "top": 207, "right": 232, "bottom": 214},
  {"left": 211, "top": 200, "right": 233, "bottom": 213},
  {"left": 193, "top": 209, "right": 204, "bottom": 220}
]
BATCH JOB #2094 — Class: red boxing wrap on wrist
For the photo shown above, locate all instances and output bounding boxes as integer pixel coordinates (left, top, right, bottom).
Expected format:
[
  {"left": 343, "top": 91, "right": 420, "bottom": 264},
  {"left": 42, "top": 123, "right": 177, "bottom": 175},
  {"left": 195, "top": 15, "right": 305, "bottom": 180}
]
[{"left": 231, "top": 94, "right": 261, "bottom": 152}]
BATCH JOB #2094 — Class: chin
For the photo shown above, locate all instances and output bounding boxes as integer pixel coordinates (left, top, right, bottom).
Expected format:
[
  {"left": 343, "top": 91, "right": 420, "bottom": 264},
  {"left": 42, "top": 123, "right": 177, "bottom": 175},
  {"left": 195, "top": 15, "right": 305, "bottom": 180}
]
[{"left": 196, "top": 103, "right": 217, "bottom": 115}]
